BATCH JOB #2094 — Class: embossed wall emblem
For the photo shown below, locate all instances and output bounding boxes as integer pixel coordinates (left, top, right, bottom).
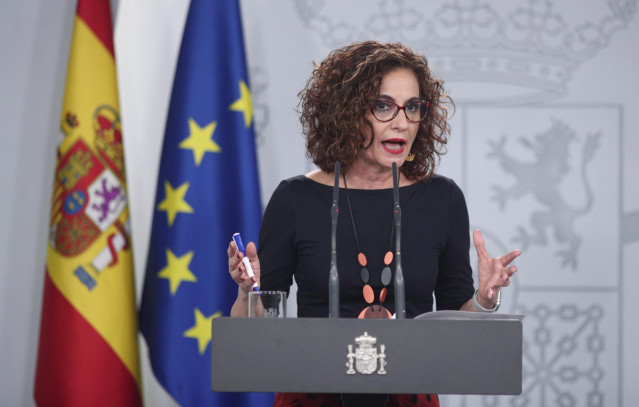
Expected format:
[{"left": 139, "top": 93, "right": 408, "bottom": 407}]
[
  {"left": 467, "top": 107, "right": 619, "bottom": 279},
  {"left": 487, "top": 119, "right": 601, "bottom": 269},
  {"left": 293, "top": 0, "right": 638, "bottom": 104}
]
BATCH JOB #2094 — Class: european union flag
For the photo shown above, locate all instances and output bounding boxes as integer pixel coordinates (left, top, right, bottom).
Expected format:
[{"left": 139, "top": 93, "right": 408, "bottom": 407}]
[{"left": 140, "top": 1, "right": 272, "bottom": 406}]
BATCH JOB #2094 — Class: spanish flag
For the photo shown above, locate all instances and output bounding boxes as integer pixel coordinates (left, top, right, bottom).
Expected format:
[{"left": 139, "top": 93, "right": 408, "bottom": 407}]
[{"left": 34, "top": 1, "right": 142, "bottom": 405}]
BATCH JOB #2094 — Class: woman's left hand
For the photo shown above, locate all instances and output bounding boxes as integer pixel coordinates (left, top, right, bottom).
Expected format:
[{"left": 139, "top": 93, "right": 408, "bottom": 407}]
[{"left": 473, "top": 229, "right": 521, "bottom": 309}]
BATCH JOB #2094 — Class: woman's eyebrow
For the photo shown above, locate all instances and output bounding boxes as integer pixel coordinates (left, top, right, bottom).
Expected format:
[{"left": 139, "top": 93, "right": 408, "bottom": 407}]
[
  {"left": 376, "top": 94, "right": 396, "bottom": 101},
  {"left": 377, "top": 94, "right": 421, "bottom": 103}
]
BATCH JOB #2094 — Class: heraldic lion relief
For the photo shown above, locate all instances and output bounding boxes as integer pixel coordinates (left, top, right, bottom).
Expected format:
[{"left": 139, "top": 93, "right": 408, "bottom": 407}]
[{"left": 487, "top": 119, "right": 601, "bottom": 269}]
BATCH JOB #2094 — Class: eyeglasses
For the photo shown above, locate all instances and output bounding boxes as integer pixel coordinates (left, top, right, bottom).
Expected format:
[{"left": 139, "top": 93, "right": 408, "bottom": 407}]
[{"left": 369, "top": 99, "right": 430, "bottom": 123}]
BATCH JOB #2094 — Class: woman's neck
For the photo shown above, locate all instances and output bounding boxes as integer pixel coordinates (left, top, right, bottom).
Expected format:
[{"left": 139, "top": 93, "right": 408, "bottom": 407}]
[
  {"left": 344, "top": 165, "right": 394, "bottom": 189},
  {"left": 305, "top": 165, "right": 417, "bottom": 189}
]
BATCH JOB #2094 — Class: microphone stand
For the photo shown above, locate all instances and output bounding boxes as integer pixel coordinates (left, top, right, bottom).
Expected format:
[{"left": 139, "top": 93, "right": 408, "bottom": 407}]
[
  {"left": 392, "top": 163, "right": 406, "bottom": 319},
  {"left": 329, "top": 161, "right": 340, "bottom": 318}
]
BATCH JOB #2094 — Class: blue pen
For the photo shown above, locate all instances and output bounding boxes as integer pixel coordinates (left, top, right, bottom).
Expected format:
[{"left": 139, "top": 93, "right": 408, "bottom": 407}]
[{"left": 232, "top": 233, "right": 259, "bottom": 292}]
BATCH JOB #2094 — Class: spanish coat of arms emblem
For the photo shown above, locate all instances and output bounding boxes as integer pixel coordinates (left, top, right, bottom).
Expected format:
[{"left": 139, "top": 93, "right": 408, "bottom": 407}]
[{"left": 346, "top": 332, "right": 386, "bottom": 375}]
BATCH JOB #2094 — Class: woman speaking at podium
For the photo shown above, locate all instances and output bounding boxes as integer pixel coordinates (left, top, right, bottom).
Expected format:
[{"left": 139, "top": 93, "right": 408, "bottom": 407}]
[{"left": 228, "top": 41, "right": 521, "bottom": 407}]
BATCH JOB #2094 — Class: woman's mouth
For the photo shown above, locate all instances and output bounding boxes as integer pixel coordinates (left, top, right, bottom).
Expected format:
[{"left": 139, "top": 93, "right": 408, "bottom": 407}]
[{"left": 381, "top": 139, "right": 406, "bottom": 154}]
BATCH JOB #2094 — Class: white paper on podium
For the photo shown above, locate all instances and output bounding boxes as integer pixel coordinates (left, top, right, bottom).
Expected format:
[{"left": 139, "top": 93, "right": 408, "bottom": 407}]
[{"left": 414, "top": 310, "right": 525, "bottom": 321}]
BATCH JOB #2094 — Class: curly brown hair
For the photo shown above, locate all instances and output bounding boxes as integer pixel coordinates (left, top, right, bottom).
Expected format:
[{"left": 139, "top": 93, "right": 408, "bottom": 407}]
[{"left": 299, "top": 41, "right": 453, "bottom": 180}]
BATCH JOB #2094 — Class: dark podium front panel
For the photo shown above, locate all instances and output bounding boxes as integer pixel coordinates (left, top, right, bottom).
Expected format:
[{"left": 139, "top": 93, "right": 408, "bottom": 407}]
[{"left": 211, "top": 312, "right": 523, "bottom": 395}]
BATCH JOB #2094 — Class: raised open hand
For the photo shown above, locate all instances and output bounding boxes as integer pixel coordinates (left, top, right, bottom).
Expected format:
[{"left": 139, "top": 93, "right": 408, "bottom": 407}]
[{"left": 473, "top": 229, "right": 521, "bottom": 309}]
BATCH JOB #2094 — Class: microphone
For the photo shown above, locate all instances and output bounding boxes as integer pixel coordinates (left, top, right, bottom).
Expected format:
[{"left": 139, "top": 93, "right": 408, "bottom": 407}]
[
  {"left": 329, "top": 161, "right": 340, "bottom": 318},
  {"left": 392, "top": 162, "right": 406, "bottom": 319}
]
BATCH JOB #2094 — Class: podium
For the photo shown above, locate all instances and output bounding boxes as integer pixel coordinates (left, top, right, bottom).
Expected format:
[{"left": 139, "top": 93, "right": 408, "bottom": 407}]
[{"left": 211, "top": 312, "right": 523, "bottom": 404}]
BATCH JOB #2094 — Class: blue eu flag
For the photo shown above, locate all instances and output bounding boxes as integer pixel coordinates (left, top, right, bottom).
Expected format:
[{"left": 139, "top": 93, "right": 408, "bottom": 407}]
[{"left": 140, "top": 1, "right": 272, "bottom": 405}]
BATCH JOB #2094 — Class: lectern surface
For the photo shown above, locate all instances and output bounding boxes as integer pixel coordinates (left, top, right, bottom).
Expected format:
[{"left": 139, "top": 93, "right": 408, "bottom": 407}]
[{"left": 211, "top": 314, "right": 523, "bottom": 395}]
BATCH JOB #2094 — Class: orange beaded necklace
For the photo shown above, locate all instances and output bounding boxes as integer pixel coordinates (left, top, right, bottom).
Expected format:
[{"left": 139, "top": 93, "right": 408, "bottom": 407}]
[{"left": 343, "top": 174, "right": 393, "bottom": 319}]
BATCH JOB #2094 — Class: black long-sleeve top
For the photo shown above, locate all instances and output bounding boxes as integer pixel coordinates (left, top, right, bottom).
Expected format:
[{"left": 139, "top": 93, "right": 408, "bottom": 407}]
[{"left": 259, "top": 174, "right": 475, "bottom": 318}]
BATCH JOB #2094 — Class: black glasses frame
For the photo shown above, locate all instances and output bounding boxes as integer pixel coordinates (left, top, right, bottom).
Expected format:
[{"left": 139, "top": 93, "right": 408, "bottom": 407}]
[{"left": 369, "top": 99, "right": 430, "bottom": 123}]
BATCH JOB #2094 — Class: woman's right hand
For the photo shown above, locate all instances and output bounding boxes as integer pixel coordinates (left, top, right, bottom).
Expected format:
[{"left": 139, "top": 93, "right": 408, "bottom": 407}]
[{"left": 228, "top": 240, "right": 261, "bottom": 293}]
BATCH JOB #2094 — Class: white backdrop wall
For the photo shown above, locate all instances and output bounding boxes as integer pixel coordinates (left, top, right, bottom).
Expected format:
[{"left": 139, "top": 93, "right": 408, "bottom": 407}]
[{"left": 1, "top": 1, "right": 638, "bottom": 406}]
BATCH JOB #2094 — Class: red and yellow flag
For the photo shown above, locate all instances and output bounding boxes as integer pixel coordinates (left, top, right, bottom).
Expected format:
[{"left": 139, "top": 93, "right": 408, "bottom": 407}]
[{"left": 34, "top": 1, "right": 142, "bottom": 405}]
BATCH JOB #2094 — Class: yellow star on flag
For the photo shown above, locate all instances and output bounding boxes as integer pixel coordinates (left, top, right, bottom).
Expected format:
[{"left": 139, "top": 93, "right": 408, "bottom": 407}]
[
  {"left": 229, "top": 80, "right": 253, "bottom": 128},
  {"left": 157, "top": 181, "right": 194, "bottom": 227},
  {"left": 157, "top": 249, "right": 197, "bottom": 295},
  {"left": 183, "top": 308, "right": 222, "bottom": 354},
  {"left": 179, "top": 118, "right": 221, "bottom": 166}
]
